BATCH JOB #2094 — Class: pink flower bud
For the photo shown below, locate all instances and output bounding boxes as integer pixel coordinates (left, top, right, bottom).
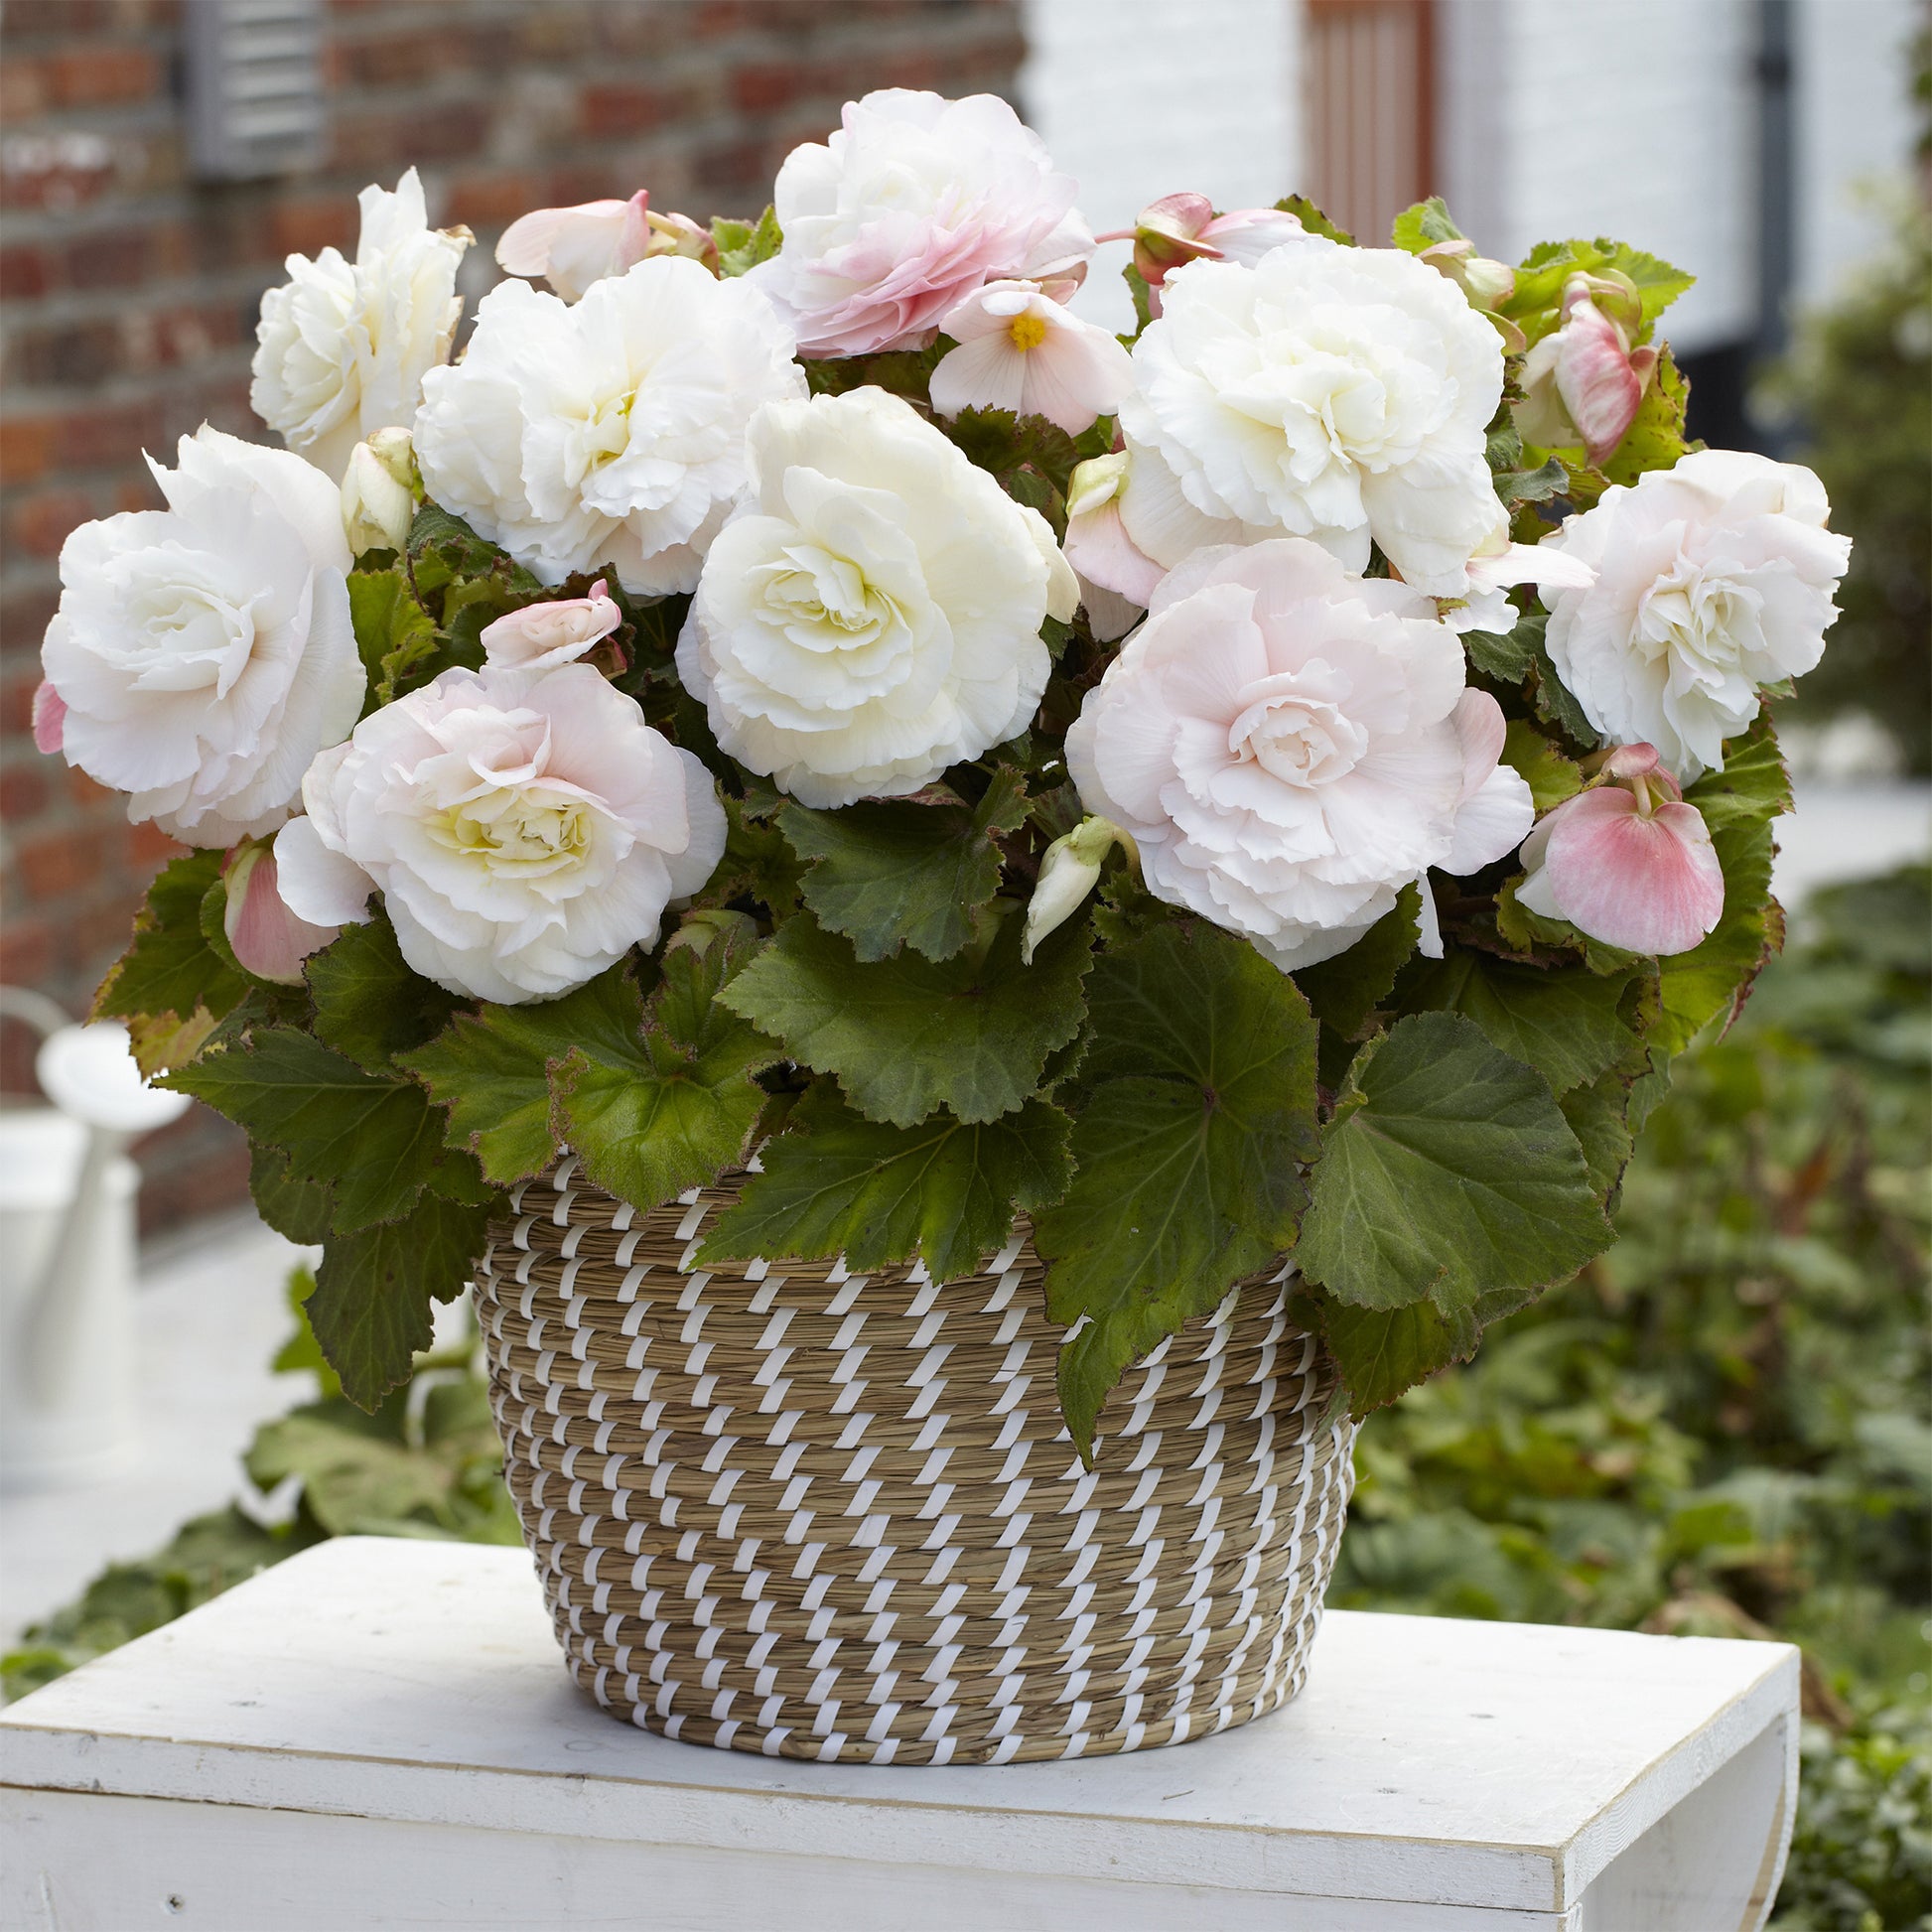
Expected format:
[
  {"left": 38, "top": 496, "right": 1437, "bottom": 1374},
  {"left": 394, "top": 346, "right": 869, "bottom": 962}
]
[
  {"left": 1419, "top": 237, "right": 1517, "bottom": 311},
  {"left": 1061, "top": 453, "right": 1165, "bottom": 637},
  {"left": 31, "top": 679, "right": 66, "bottom": 755},
  {"left": 644, "top": 208, "right": 721, "bottom": 272},
  {"left": 496, "top": 192, "right": 654, "bottom": 302},
  {"left": 479, "top": 579, "right": 622, "bottom": 673},
  {"left": 1515, "top": 272, "right": 1660, "bottom": 467},
  {"left": 1516, "top": 744, "right": 1724, "bottom": 955},
  {"left": 1103, "top": 195, "right": 1307, "bottom": 293},
  {"left": 222, "top": 840, "right": 340, "bottom": 986}
]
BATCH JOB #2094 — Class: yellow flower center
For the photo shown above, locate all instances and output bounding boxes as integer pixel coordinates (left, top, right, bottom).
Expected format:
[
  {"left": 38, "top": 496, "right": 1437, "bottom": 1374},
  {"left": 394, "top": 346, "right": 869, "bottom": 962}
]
[{"left": 1007, "top": 311, "right": 1049, "bottom": 352}]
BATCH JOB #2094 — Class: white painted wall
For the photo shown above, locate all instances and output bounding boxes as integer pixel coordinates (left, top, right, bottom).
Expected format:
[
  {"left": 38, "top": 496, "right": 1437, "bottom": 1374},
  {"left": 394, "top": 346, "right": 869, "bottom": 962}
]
[
  {"left": 1019, "top": 0, "right": 1304, "bottom": 332},
  {"left": 1439, "top": 0, "right": 1763, "bottom": 355},
  {"left": 1793, "top": 0, "right": 1922, "bottom": 306}
]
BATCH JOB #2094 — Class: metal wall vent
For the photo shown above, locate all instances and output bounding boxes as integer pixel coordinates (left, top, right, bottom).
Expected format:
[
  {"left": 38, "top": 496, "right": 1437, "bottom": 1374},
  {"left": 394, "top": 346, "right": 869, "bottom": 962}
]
[{"left": 185, "top": 0, "right": 326, "bottom": 183}]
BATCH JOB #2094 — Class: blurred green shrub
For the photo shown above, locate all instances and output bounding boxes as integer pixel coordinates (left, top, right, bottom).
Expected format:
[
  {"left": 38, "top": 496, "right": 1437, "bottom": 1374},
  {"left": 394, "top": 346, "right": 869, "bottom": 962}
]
[
  {"left": 1766, "top": 190, "right": 1932, "bottom": 770},
  {"left": 0, "top": 1270, "right": 518, "bottom": 1702}
]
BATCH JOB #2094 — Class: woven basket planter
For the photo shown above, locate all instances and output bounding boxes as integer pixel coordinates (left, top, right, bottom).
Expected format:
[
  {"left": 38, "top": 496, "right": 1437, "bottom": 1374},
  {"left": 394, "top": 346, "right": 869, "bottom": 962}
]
[{"left": 477, "top": 1157, "right": 1359, "bottom": 1766}]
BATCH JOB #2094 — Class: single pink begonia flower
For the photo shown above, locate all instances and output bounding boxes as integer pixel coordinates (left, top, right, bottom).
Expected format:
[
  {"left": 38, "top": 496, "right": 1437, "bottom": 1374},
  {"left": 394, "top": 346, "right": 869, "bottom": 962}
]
[
  {"left": 479, "top": 578, "right": 622, "bottom": 673},
  {"left": 31, "top": 679, "right": 65, "bottom": 754},
  {"left": 930, "top": 281, "right": 1134, "bottom": 436},
  {"left": 222, "top": 840, "right": 340, "bottom": 986},
  {"left": 1516, "top": 743, "right": 1725, "bottom": 955},
  {"left": 1516, "top": 272, "right": 1659, "bottom": 467}
]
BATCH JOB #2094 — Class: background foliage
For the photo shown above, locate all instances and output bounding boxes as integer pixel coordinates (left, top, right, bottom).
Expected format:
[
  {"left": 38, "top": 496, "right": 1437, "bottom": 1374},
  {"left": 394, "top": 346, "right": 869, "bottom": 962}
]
[{"left": 10, "top": 865, "right": 1926, "bottom": 1925}]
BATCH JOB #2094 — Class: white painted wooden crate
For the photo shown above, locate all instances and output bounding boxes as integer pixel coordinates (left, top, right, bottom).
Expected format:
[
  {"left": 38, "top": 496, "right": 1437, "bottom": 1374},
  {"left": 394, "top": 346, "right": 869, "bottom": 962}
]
[{"left": 0, "top": 1537, "right": 1796, "bottom": 1930}]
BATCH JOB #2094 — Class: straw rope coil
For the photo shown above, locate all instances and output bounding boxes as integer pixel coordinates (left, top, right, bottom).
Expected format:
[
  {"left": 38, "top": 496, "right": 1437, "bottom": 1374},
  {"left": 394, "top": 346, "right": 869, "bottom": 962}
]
[{"left": 477, "top": 1158, "right": 1358, "bottom": 1765}]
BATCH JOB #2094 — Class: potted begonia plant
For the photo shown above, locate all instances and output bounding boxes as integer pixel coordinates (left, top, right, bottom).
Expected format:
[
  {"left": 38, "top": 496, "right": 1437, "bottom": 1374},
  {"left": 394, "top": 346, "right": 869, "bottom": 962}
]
[{"left": 34, "top": 92, "right": 1849, "bottom": 1765}]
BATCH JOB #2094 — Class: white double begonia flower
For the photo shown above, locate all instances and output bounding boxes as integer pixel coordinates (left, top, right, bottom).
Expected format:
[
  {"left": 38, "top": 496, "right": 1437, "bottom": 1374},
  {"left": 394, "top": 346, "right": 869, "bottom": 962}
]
[
  {"left": 677, "top": 388, "right": 1077, "bottom": 808},
  {"left": 1115, "top": 236, "right": 1507, "bottom": 598},
  {"left": 1538, "top": 449, "right": 1851, "bottom": 781},
  {"left": 1065, "top": 539, "right": 1532, "bottom": 971},
  {"left": 412, "top": 256, "right": 805, "bottom": 596},
  {"left": 251, "top": 168, "right": 471, "bottom": 483},
  {"left": 273, "top": 662, "right": 726, "bottom": 1006},
  {"left": 39, "top": 427, "right": 361, "bottom": 849},
  {"left": 750, "top": 88, "right": 1093, "bottom": 357}
]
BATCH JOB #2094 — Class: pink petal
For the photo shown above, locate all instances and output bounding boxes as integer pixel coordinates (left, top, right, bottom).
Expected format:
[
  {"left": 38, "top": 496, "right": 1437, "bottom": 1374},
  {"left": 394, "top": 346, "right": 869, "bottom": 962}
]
[
  {"left": 1555, "top": 301, "right": 1643, "bottom": 468},
  {"left": 224, "top": 845, "right": 340, "bottom": 986},
  {"left": 1543, "top": 788, "right": 1725, "bottom": 955},
  {"left": 1063, "top": 497, "right": 1167, "bottom": 608},
  {"left": 31, "top": 679, "right": 66, "bottom": 755},
  {"left": 1450, "top": 689, "right": 1507, "bottom": 804}
]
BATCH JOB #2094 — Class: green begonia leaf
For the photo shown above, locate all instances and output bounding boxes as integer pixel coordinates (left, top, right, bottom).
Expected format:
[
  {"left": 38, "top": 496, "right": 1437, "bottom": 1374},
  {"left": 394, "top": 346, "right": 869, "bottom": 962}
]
[
  {"left": 702, "top": 1082, "right": 1073, "bottom": 1283},
  {"left": 1559, "top": 1065, "right": 1640, "bottom": 1206},
  {"left": 1502, "top": 719, "right": 1585, "bottom": 811},
  {"left": 1294, "top": 1280, "right": 1541, "bottom": 1418},
  {"left": 1653, "top": 717, "right": 1792, "bottom": 1053},
  {"left": 92, "top": 850, "right": 251, "bottom": 1064},
  {"left": 698, "top": 795, "right": 806, "bottom": 921},
  {"left": 306, "top": 1192, "right": 490, "bottom": 1410},
  {"left": 1298, "top": 1012, "right": 1609, "bottom": 1320},
  {"left": 1034, "top": 920, "right": 1320, "bottom": 1459},
  {"left": 1397, "top": 952, "right": 1639, "bottom": 1095},
  {"left": 249, "top": 1142, "right": 336, "bottom": 1245},
  {"left": 554, "top": 932, "right": 783, "bottom": 1214},
  {"left": 348, "top": 569, "right": 439, "bottom": 712},
  {"left": 1390, "top": 197, "right": 1463, "bottom": 251},
  {"left": 307, "top": 914, "right": 461, "bottom": 1074},
  {"left": 400, "top": 965, "right": 640, "bottom": 1188},
  {"left": 719, "top": 910, "right": 1091, "bottom": 1128},
  {"left": 779, "top": 768, "right": 1029, "bottom": 962},
  {"left": 1292, "top": 884, "right": 1422, "bottom": 1041},
  {"left": 1276, "top": 195, "right": 1353, "bottom": 245},
  {"left": 1504, "top": 237, "right": 1695, "bottom": 348},
  {"left": 713, "top": 206, "right": 781, "bottom": 278},
  {"left": 165, "top": 1027, "right": 446, "bottom": 1232}
]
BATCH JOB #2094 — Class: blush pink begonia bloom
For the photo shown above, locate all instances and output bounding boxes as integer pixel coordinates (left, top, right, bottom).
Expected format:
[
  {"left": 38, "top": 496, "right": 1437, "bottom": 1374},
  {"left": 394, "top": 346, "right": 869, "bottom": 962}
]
[
  {"left": 748, "top": 89, "right": 1093, "bottom": 358},
  {"left": 1515, "top": 744, "right": 1725, "bottom": 956},
  {"left": 221, "top": 841, "right": 339, "bottom": 986},
  {"left": 929, "top": 282, "right": 1135, "bottom": 437},
  {"left": 480, "top": 579, "right": 623, "bottom": 673}
]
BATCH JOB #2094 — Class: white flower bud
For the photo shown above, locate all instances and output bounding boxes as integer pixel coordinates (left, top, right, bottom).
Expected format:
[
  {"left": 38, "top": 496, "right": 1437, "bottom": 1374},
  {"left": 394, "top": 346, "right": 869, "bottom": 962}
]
[
  {"left": 341, "top": 437, "right": 415, "bottom": 555},
  {"left": 1023, "top": 816, "right": 1125, "bottom": 963}
]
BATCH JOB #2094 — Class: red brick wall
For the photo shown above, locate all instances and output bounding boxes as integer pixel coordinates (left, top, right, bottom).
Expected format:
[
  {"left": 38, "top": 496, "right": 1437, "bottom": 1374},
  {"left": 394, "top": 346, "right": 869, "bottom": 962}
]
[{"left": 0, "top": 0, "right": 1026, "bottom": 1231}]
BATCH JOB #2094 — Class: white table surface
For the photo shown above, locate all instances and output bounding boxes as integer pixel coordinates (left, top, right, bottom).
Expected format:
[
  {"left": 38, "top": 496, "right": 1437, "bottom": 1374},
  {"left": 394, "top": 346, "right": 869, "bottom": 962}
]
[{"left": 0, "top": 1536, "right": 1797, "bottom": 1932}]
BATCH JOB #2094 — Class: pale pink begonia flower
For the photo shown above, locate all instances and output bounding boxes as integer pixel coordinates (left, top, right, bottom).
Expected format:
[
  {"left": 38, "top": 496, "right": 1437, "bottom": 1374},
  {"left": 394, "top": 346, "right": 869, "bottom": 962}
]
[
  {"left": 274, "top": 662, "right": 725, "bottom": 1004},
  {"left": 31, "top": 679, "right": 65, "bottom": 754},
  {"left": 496, "top": 191, "right": 716, "bottom": 303},
  {"left": 221, "top": 840, "right": 339, "bottom": 986},
  {"left": 748, "top": 90, "right": 1094, "bottom": 358},
  {"left": 929, "top": 281, "right": 1134, "bottom": 437},
  {"left": 1065, "top": 538, "right": 1532, "bottom": 972},
  {"left": 1515, "top": 744, "right": 1725, "bottom": 956},
  {"left": 480, "top": 578, "right": 623, "bottom": 673},
  {"left": 1516, "top": 272, "right": 1659, "bottom": 467},
  {"left": 1059, "top": 453, "right": 1165, "bottom": 641}
]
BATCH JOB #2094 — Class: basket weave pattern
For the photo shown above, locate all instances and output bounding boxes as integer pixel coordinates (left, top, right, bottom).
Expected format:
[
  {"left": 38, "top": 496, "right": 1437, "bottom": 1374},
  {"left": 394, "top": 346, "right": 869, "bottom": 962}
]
[{"left": 478, "top": 1158, "right": 1359, "bottom": 1765}]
